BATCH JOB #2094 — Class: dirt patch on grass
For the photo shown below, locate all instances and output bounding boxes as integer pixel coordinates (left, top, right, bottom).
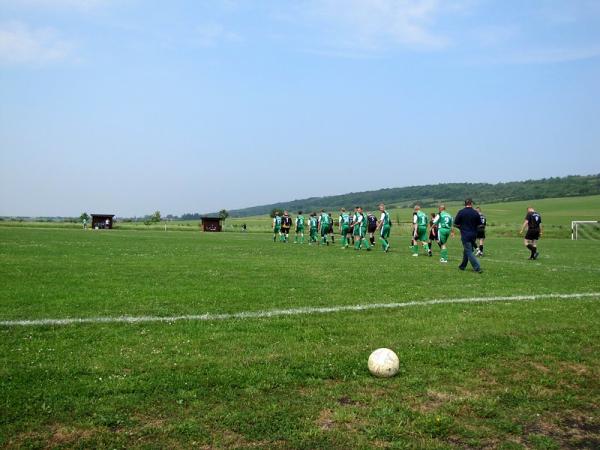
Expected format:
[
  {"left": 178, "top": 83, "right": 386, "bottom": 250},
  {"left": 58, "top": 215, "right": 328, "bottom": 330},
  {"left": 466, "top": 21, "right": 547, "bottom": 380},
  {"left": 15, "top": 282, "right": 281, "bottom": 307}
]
[
  {"left": 525, "top": 411, "right": 600, "bottom": 449},
  {"left": 48, "top": 425, "right": 95, "bottom": 445},
  {"left": 316, "top": 409, "right": 335, "bottom": 430}
]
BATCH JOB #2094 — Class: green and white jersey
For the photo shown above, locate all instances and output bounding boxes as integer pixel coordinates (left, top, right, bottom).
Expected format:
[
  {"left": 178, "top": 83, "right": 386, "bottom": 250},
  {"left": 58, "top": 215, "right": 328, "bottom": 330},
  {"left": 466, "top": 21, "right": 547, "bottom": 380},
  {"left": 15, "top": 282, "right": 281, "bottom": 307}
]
[
  {"left": 296, "top": 215, "right": 305, "bottom": 227},
  {"left": 434, "top": 211, "right": 453, "bottom": 229},
  {"left": 339, "top": 213, "right": 350, "bottom": 226},
  {"left": 380, "top": 210, "right": 391, "bottom": 227},
  {"left": 320, "top": 213, "right": 330, "bottom": 226},
  {"left": 414, "top": 210, "right": 428, "bottom": 227},
  {"left": 273, "top": 216, "right": 282, "bottom": 227},
  {"left": 309, "top": 216, "right": 318, "bottom": 229}
]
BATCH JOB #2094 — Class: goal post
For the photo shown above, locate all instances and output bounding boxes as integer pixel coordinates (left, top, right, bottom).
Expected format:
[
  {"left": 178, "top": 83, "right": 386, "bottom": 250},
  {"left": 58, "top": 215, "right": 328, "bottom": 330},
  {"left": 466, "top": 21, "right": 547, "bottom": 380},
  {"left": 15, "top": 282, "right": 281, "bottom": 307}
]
[{"left": 571, "top": 221, "right": 600, "bottom": 240}]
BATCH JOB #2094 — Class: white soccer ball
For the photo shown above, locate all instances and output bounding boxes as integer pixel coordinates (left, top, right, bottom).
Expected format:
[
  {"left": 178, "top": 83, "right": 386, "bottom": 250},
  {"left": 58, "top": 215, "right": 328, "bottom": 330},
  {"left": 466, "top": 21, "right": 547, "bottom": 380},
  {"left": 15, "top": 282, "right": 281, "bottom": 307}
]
[{"left": 368, "top": 348, "right": 399, "bottom": 378}]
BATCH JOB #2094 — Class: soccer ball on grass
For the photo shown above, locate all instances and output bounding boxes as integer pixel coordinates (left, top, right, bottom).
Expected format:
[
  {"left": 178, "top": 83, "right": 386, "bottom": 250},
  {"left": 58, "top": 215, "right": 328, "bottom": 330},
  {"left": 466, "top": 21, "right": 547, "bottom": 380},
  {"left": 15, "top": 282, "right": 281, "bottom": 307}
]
[{"left": 368, "top": 348, "right": 399, "bottom": 378}]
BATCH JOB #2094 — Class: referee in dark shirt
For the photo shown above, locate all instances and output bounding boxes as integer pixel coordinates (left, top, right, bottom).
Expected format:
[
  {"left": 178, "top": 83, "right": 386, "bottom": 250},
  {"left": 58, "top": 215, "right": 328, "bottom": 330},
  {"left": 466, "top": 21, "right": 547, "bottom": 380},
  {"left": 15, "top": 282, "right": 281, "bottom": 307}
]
[
  {"left": 520, "top": 207, "right": 543, "bottom": 260},
  {"left": 454, "top": 198, "right": 482, "bottom": 273}
]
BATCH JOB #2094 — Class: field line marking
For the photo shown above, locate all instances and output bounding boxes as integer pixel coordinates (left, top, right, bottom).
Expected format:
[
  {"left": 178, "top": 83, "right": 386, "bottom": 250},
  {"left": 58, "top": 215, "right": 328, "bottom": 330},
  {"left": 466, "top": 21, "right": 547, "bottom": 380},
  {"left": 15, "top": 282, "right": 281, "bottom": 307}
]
[{"left": 1, "top": 292, "right": 599, "bottom": 327}]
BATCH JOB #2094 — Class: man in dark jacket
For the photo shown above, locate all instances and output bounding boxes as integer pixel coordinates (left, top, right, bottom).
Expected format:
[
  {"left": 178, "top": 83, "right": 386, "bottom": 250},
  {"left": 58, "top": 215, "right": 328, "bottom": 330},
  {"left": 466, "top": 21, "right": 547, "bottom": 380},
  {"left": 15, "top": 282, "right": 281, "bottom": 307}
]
[{"left": 454, "top": 199, "right": 482, "bottom": 273}]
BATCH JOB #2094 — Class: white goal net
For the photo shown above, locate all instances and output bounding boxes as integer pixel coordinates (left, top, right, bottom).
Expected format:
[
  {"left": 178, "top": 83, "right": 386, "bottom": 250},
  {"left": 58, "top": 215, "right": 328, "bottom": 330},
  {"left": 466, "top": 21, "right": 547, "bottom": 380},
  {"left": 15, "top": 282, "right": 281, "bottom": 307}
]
[{"left": 571, "top": 221, "right": 600, "bottom": 240}]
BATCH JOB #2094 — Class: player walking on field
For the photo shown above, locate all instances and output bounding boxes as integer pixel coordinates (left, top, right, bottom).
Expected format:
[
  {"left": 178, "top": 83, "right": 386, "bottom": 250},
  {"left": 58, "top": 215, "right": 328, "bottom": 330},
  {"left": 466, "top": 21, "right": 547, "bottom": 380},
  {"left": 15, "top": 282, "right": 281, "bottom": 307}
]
[
  {"left": 281, "top": 211, "right": 292, "bottom": 243},
  {"left": 475, "top": 207, "right": 486, "bottom": 256},
  {"left": 428, "top": 212, "right": 438, "bottom": 257},
  {"left": 353, "top": 207, "right": 371, "bottom": 250},
  {"left": 339, "top": 208, "right": 351, "bottom": 248},
  {"left": 272, "top": 212, "right": 282, "bottom": 242},
  {"left": 454, "top": 198, "right": 483, "bottom": 273},
  {"left": 411, "top": 205, "right": 430, "bottom": 256},
  {"left": 308, "top": 213, "right": 318, "bottom": 244},
  {"left": 294, "top": 211, "right": 305, "bottom": 244},
  {"left": 376, "top": 203, "right": 391, "bottom": 252},
  {"left": 432, "top": 204, "right": 454, "bottom": 263},
  {"left": 319, "top": 209, "right": 331, "bottom": 246},
  {"left": 520, "top": 207, "right": 543, "bottom": 260}
]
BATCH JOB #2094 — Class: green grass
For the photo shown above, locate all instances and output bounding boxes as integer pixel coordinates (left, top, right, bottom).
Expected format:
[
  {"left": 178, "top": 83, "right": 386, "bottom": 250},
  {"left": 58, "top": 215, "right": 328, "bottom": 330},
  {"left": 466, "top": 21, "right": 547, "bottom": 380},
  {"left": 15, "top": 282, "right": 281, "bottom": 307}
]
[{"left": 1, "top": 227, "right": 599, "bottom": 449}]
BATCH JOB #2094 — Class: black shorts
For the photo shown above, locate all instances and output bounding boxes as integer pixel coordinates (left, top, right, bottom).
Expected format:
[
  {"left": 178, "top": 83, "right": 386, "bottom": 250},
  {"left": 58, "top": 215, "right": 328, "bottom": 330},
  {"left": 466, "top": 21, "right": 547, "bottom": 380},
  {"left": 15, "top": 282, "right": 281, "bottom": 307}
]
[
  {"left": 476, "top": 229, "right": 486, "bottom": 239},
  {"left": 368, "top": 225, "right": 377, "bottom": 233},
  {"left": 525, "top": 229, "right": 540, "bottom": 241},
  {"left": 281, "top": 227, "right": 290, "bottom": 235}
]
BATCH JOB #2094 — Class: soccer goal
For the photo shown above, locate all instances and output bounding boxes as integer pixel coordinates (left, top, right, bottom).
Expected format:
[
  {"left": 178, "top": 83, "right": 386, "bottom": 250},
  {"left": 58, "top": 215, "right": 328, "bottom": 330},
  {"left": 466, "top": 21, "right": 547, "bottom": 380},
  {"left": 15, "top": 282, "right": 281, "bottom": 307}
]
[{"left": 571, "top": 221, "right": 600, "bottom": 240}]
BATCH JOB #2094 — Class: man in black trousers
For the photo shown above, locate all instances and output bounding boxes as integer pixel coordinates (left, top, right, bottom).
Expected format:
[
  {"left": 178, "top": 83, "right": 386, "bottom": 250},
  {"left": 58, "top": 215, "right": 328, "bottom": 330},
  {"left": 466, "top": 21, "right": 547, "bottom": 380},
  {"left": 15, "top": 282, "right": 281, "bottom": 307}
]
[{"left": 454, "top": 198, "right": 483, "bottom": 273}]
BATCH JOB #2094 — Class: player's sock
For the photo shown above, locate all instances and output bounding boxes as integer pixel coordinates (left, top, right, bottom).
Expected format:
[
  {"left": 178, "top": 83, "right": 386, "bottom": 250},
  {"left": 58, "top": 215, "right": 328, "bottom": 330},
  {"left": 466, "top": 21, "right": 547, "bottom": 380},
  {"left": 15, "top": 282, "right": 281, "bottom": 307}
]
[
  {"left": 479, "top": 245, "right": 483, "bottom": 253},
  {"left": 441, "top": 248, "right": 448, "bottom": 260},
  {"left": 412, "top": 244, "right": 418, "bottom": 255},
  {"left": 424, "top": 243, "right": 430, "bottom": 253},
  {"left": 332, "top": 236, "right": 335, "bottom": 243}
]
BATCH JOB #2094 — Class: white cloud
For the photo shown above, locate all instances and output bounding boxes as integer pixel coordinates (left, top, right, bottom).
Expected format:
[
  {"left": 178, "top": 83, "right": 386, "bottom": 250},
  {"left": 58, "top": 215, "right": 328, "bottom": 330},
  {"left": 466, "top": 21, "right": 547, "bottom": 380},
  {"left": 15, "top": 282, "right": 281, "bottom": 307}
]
[
  {"left": 301, "top": 0, "right": 464, "bottom": 51},
  {"left": 0, "top": 21, "right": 74, "bottom": 65}
]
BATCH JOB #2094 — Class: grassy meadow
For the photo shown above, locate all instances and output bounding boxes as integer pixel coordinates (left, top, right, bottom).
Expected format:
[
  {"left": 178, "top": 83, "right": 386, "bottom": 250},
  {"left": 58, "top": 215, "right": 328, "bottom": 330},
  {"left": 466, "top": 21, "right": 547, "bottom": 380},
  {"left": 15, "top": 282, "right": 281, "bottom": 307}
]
[{"left": 1, "top": 214, "right": 599, "bottom": 448}]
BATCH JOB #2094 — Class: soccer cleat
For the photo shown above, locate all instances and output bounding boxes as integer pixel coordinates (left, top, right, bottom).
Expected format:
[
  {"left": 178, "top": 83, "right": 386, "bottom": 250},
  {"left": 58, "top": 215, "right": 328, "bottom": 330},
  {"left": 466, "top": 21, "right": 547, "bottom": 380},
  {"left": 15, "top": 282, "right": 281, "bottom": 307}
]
[
  {"left": 428, "top": 250, "right": 432, "bottom": 257},
  {"left": 533, "top": 251, "right": 539, "bottom": 260},
  {"left": 412, "top": 254, "right": 419, "bottom": 257},
  {"left": 440, "top": 258, "right": 447, "bottom": 263},
  {"left": 474, "top": 268, "right": 483, "bottom": 274}
]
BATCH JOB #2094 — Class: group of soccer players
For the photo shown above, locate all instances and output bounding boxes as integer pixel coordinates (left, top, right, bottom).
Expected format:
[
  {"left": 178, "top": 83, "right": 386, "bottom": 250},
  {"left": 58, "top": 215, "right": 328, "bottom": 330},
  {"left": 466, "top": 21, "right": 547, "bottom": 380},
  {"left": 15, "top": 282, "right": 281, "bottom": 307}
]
[
  {"left": 272, "top": 203, "right": 543, "bottom": 262},
  {"left": 272, "top": 204, "right": 392, "bottom": 252}
]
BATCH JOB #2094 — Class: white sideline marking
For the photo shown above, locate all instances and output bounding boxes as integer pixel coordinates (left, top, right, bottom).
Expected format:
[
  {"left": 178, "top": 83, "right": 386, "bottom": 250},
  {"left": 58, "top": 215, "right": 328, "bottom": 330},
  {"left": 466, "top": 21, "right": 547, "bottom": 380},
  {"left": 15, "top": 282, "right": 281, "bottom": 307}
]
[{"left": 1, "top": 292, "right": 599, "bottom": 328}]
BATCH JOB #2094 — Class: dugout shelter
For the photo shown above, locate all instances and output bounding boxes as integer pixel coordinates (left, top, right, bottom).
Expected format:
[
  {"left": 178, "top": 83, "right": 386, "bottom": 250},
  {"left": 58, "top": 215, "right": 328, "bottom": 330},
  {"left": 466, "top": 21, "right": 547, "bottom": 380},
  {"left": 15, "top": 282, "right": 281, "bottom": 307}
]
[
  {"left": 91, "top": 214, "right": 115, "bottom": 229},
  {"left": 201, "top": 216, "right": 223, "bottom": 232}
]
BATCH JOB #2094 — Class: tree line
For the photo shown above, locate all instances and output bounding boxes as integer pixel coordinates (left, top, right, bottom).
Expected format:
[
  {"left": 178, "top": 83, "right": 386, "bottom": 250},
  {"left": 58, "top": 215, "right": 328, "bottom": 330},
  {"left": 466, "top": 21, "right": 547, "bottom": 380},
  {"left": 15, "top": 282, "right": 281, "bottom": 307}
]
[{"left": 226, "top": 174, "right": 600, "bottom": 218}]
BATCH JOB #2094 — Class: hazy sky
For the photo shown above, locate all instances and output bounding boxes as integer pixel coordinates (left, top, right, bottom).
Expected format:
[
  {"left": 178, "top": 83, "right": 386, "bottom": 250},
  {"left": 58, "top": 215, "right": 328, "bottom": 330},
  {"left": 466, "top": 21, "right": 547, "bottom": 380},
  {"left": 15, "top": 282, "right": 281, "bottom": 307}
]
[{"left": 1, "top": 0, "right": 600, "bottom": 217}]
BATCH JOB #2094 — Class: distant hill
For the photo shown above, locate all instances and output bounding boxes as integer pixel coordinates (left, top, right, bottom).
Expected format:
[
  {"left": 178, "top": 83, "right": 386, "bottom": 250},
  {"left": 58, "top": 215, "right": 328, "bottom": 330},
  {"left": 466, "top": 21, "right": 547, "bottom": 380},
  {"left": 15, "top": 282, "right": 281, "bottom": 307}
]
[{"left": 226, "top": 174, "right": 600, "bottom": 217}]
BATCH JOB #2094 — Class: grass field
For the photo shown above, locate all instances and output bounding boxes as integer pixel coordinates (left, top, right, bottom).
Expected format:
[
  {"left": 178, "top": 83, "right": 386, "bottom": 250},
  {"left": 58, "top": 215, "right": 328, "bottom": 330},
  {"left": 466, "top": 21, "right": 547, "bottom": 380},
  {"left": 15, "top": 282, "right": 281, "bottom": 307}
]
[{"left": 1, "top": 224, "right": 599, "bottom": 449}]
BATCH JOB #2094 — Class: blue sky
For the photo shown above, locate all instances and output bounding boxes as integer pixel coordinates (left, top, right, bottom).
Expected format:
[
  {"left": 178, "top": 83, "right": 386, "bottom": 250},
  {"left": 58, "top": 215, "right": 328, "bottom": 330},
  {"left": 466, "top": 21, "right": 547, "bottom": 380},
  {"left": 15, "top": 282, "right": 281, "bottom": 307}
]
[{"left": 1, "top": 0, "right": 599, "bottom": 217}]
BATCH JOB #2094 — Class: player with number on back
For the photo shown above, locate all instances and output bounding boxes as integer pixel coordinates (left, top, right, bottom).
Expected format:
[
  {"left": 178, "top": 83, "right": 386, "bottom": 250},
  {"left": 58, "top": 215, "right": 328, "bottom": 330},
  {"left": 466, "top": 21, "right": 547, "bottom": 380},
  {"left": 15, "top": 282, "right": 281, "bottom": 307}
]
[
  {"left": 475, "top": 207, "right": 486, "bottom": 256},
  {"left": 433, "top": 204, "right": 454, "bottom": 263},
  {"left": 520, "top": 207, "right": 543, "bottom": 260},
  {"left": 308, "top": 213, "right": 318, "bottom": 244},
  {"left": 272, "top": 212, "right": 282, "bottom": 242},
  {"left": 294, "top": 211, "right": 305, "bottom": 244},
  {"left": 411, "top": 205, "right": 430, "bottom": 256},
  {"left": 319, "top": 209, "right": 331, "bottom": 246},
  {"left": 339, "top": 208, "right": 351, "bottom": 248}
]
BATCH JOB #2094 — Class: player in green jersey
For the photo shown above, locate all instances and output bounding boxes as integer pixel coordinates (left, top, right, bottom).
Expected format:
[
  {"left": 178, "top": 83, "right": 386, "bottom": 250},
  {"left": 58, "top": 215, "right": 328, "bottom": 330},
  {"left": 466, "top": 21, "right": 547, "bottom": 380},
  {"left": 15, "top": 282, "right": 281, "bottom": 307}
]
[
  {"left": 294, "top": 211, "right": 305, "bottom": 244},
  {"left": 272, "top": 212, "right": 282, "bottom": 242},
  {"left": 308, "top": 213, "right": 318, "bottom": 244},
  {"left": 376, "top": 203, "right": 391, "bottom": 252},
  {"left": 432, "top": 204, "right": 455, "bottom": 263},
  {"left": 411, "top": 205, "right": 430, "bottom": 256},
  {"left": 353, "top": 207, "right": 371, "bottom": 250},
  {"left": 339, "top": 208, "right": 351, "bottom": 248},
  {"left": 319, "top": 209, "right": 331, "bottom": 246}
]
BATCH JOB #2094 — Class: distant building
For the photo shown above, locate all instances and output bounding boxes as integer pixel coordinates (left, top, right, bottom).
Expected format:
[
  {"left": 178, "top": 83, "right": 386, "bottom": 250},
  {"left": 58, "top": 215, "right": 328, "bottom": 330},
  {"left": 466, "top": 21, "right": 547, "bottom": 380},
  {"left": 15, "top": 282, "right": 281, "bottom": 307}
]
[
  {"left": 91, "top": 214, "right": 115, "bottom": 229},
  {"left": 201, "top": 216, "right": 223, "bottom": 232}
]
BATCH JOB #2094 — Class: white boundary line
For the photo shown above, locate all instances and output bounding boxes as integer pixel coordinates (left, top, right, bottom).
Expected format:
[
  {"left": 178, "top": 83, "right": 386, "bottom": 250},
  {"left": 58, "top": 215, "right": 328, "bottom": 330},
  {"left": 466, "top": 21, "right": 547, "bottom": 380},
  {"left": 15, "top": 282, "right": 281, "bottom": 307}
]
[{"left": 1, "top": 292, "right": 599, "bottom": 327}]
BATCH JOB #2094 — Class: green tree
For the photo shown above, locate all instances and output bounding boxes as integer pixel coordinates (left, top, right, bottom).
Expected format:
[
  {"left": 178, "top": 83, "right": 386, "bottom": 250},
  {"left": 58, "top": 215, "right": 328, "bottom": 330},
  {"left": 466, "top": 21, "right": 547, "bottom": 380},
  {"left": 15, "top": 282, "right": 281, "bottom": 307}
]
[
  {"left": 219, "top": 209, "right": 229, "bottom": 220},
  {"left": 79, "top": 212, "right": 90, "bottom": 223},
  {"left": 145, "top": 211, "right": 161, "bottom": 225}
]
